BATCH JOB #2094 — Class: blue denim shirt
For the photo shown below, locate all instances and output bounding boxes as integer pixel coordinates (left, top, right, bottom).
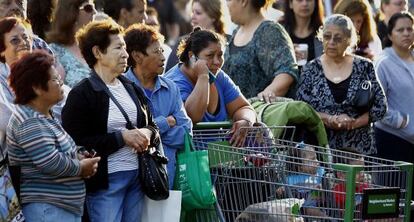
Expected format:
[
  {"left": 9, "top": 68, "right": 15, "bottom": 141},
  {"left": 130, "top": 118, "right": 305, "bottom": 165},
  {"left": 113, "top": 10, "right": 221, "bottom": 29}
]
[{"left": 124, "top": 68, "right": 192, "bottom": 151}]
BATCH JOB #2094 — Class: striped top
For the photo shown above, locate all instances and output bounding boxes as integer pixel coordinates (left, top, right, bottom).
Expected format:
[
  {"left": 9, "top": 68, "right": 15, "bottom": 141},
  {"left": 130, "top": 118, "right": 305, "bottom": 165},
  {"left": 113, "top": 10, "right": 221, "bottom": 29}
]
[
  {"left": 6, "top": 105, "right": 85, "bottom": 216},
  {"left": 107, "top": 81, "right": 138, "bottom": 174}
]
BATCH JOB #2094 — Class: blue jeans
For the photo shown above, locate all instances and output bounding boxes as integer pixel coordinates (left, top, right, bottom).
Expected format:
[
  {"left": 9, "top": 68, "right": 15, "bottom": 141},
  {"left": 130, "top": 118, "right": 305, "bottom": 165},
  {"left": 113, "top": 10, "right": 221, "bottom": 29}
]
[
  {"left": 23, "top": 203, "right": 81, "bottom": 222},
  {"left": 86, "top": 170, "right": 144, "bottom": 222}
]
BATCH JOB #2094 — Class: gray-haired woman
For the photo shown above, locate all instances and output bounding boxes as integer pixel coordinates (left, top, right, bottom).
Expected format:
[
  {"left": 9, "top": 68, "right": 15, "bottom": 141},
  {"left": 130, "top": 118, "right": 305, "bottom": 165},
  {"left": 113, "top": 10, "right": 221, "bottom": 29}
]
[{"left": 296, "top": 14, "right": 387, "bottom": 155}]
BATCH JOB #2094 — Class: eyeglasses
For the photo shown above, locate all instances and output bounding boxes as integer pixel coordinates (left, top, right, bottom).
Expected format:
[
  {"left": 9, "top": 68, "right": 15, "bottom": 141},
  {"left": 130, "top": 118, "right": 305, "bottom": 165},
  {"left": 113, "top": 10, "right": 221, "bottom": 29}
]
[
  {"left": 79, "top": 3, "right": 95, "bottom": 13},
  {"left": 150, "top": 47, "right": 164, "bottom": 56},
  {"left": 322, "top": 34, "right": 346, "bottom": 44},
  {"left": 9, "top": 34, "right": 31, "bottom": 46}
]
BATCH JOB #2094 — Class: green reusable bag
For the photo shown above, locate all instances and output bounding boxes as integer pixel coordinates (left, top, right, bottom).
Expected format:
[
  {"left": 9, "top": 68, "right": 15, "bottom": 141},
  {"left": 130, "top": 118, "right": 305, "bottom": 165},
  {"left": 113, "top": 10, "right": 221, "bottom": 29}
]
[{"left": 174, "top": 133, "right": 216, "bottom": 211}]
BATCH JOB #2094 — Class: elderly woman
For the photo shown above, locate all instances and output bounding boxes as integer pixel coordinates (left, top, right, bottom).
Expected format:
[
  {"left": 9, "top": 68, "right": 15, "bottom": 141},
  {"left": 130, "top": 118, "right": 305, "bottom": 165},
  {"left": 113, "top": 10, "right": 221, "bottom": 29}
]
[
  {"left": 7, "top": 51, "right": 100, "bottom": 222},
  {"left": 124, "top": 23, "right": 192, "bottom": 189},
  {"left": 375, "top": 12, "right": 414, "bottom": 199},
  {"left": 61, "top": 19, "right": 160, "bottom": 222},
  {"left": 0, "top": 17, "right": 33, "bottom": 159},
  {"left": 47, "top": 0, "right": 96, "bottom": 87},
  {"left": 223, "top": 0, "right": 298, "bottom": 101},
  {"left": 165, "top": 28, "right": 256, "bottom": 146},
  {"left": 296, "top": 14, "right": 386, "bottom": 155}
]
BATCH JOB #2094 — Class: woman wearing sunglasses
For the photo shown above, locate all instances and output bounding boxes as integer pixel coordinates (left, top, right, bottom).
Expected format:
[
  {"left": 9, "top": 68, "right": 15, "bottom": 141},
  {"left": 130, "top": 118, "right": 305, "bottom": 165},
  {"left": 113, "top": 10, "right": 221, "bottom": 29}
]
[
  {"left": 296, "top": 14, "right": 386, "bottom": 155},
  {"left": 47, "top": 0, "right": 96, "bottom": 87}
]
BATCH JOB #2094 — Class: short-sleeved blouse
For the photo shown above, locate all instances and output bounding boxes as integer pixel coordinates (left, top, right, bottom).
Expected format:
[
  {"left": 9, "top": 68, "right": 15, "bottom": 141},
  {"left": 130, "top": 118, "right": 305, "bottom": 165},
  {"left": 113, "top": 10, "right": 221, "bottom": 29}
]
[
  {"left": 296, "top": 56, "right": 386, "bottom": 155},
  {"left": 223, "top": 20, "right": 298, "bottom": 99},
  {"left": 50, "top": 43, "right": 90, "bottom": 87}
]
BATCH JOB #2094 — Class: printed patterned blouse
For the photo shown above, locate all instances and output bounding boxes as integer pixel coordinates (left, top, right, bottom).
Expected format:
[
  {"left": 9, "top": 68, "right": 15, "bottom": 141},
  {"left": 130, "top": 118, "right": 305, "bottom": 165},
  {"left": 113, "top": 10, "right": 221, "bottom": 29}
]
[
  {"left": 223, "top": 20, "right": 298, "bottom": 99},
  {"left": 50, "top": 43, "right": 90, "bottom": 88},
  {"left": 296, "top": 56, "right": 386, "bottom": 155}
]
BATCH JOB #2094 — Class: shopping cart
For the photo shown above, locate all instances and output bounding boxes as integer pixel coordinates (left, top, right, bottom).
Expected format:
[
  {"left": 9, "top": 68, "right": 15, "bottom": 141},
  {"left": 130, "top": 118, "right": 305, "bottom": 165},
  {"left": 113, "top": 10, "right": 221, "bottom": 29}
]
[{"left": 188, "top": 124, "right": 413, "bottom": 222}]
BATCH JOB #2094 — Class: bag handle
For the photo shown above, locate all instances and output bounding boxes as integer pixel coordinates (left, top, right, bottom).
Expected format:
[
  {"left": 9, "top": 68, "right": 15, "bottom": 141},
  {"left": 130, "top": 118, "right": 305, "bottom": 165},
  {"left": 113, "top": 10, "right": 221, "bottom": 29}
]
[
  {"left": 184, "top": 132, "right": 194, "bottom": 153},
  {"left": 103, "top": 86, "right": 135, "bottom": 130}
]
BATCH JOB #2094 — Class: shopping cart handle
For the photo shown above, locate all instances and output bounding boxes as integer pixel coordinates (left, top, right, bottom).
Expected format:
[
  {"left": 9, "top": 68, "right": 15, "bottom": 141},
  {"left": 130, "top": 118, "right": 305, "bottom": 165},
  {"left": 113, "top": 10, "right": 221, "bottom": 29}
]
[{"left": 194, "top": 121, "right": 233, "bottom": 130}]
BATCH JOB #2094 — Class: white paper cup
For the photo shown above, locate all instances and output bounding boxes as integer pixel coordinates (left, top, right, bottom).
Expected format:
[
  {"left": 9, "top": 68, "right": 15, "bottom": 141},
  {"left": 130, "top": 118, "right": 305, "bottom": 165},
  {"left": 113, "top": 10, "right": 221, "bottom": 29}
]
[{"left": 296, "top": 43, "right": 309, "bottom": 66}]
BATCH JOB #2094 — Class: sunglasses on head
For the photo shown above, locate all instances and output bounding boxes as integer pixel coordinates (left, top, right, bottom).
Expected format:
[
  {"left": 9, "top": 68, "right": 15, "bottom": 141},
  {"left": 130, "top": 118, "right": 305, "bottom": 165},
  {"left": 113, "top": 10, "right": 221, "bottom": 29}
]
[{"left": 79, "top": 3, "right": 95, "bottom": 13}]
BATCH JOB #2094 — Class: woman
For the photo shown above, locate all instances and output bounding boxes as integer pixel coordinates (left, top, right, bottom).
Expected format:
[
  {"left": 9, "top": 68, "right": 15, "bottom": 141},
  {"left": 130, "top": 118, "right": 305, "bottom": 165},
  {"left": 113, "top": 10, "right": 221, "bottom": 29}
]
[
  {"left": 223, "top": 0, "right": 298, "bottom": 101},
  {"left": 296, "top": 14, "right": 386, "bottom": 155},
  {"left": 283, "top": 0, "right": 325, "bottom": 63},
  {"left": 374, "top": 12, "right": 414, "bottom": 191},
  {"left": 165, "top": 0, "right": 226, "bottom": 71},
  {"left": 334, "top": 0, "right": 382, "bottom": 60},
  {"left": 0, "top": 17, "right": 33, "bottom": 157},
  {"left": 124, "top": 23, "right": 192, "bottom": 189},
  {"left": 62, "top": 19, "right": 160, "bottom": 222},
  {"left": 47, "top": 0, "right": 96, "bottom": 87},
  {"left": 7, "top": 51, "right": 100, "bottom": 222},
  {"left": 164, "top": 28, "right": 256, "bottom": 147}
]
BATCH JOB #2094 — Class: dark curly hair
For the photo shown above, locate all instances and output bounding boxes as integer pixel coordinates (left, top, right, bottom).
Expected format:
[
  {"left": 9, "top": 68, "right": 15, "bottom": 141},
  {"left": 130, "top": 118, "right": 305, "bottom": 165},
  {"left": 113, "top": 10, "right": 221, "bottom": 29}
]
[
  {"left": 124, "top": 23, "right": 164, "bottom": 68},
  {"left": 177, "top": 27, "right": 224, "bottom": 66},
  {"left": 76, "top": 19, "right": 124, "bottom": 69}
]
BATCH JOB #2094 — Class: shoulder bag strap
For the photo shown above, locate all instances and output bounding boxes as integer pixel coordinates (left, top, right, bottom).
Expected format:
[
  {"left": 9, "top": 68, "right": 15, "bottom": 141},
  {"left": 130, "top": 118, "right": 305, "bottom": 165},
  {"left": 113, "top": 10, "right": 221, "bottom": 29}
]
[{"left": 102, "top": 85, "right": 134, "bottom": 130}]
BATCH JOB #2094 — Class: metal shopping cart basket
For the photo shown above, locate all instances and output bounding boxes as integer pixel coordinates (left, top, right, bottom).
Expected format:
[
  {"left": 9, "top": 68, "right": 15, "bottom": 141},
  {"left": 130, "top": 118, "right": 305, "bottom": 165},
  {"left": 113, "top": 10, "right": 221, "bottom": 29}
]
[{"left": 187, "top": 123, "right": 413, "bottom": 222}]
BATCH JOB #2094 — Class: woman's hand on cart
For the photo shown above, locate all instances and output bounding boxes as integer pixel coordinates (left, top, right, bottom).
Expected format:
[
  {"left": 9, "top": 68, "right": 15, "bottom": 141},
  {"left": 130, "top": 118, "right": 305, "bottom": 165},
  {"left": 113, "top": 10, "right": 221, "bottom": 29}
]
[{"left": 229, "top": 119, "right": 252, "bottom": 147}]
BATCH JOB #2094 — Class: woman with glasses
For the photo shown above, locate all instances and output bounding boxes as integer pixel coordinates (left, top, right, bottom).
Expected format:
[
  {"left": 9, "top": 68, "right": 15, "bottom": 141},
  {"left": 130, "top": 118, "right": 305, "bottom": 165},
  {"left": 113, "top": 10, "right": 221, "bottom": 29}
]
[
  {"left": 47, "top": 0, "right": 96, "bottom": 87},
  {"left": 0, "top": 17, "right": 33, "bottom": 162},
  {"left": 375, "top": 13, "right": 414, "bottom": 199},
  {"left": 7, "top": 51, "right": 100, "bottom": 222},
  {"left": 296, "top": 14, "right": 386, "bottom": 155}
]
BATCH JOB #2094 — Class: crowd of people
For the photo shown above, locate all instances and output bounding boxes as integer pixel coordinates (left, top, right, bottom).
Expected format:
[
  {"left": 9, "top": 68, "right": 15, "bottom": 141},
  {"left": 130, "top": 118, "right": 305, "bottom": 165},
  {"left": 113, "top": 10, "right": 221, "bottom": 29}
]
[{"left": 0, "top": 0, "right": 413, "bottom": 221}]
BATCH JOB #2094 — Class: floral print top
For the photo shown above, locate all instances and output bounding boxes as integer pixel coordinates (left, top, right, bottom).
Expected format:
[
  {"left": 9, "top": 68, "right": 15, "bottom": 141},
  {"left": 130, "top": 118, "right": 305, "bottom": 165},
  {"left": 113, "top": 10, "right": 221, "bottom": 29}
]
[
  {"left": 222, "top": 21, "right": 298, "bottom": 99},
  {"left": 296, "top": 56, "right": 386, "bottom": 155},
  {"left": 50, "top": 43, "right": 90, "bottom": 87}
]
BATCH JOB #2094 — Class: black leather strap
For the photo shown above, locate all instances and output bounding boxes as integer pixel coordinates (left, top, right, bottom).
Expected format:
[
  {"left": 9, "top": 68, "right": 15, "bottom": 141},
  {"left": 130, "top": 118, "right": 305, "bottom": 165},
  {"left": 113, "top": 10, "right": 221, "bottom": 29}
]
[{"left": 103, "top": 85, "right": 135, "bottom": 130}]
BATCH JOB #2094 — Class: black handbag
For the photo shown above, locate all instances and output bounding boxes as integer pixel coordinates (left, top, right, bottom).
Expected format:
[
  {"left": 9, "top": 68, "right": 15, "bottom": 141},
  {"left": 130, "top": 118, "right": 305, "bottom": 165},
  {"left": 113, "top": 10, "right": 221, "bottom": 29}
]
[
  {"left": 352, "top": 75, "right": 374, "bottom": 114},
  {"left": 138, "top": 147, "right": 169, "bottom": 200},
  {"left": 103, "top": 81, "right": 170, "bottom": 200}
]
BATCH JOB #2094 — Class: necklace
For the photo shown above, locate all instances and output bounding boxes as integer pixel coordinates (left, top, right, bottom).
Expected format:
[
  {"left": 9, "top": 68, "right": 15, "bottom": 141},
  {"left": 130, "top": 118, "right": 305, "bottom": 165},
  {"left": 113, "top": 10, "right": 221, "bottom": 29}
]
[
  {"left": 322, "top": 55, "right": 352, "bottom": 83},
  {"left": 331, "top": 76, "right": 343, "bottom": 83}
]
